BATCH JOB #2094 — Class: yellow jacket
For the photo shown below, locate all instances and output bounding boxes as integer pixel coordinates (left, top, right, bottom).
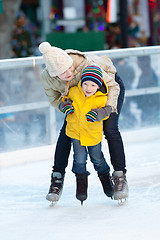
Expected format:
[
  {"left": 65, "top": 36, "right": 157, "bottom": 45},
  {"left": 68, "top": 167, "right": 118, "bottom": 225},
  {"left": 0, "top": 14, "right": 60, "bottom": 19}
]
[{"left": 65, "top": 80, "right": 109, "bottom": 146}]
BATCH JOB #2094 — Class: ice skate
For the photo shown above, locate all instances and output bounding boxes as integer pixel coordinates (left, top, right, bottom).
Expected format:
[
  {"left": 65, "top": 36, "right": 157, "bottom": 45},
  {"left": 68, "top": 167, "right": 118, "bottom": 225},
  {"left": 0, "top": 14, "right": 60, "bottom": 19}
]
[
  {"left": 46, "top": 172, "right": 64, "bottom": 203},
  {"left": 76, "top": 172, "right": 89, "bottom": 205},
  {"left": 98, "top": 172, "right": 114, "bottom": 199},
  {"left": 112, "top": 171, "right": 128, "bottom": 202}
]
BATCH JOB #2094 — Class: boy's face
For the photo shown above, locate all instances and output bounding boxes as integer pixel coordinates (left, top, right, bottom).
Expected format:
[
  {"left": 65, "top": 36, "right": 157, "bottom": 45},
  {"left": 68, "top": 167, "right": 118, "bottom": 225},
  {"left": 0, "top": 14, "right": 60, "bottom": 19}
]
[{"left": 82, "top": 80, "right": 99, "bottom": 97}]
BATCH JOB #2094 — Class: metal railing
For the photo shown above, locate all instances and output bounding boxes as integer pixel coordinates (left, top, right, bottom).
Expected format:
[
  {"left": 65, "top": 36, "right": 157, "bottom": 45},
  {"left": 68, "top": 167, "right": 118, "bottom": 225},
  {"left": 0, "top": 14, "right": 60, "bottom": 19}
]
[{"left": 0, "top": 45, "right": 160, "bottom": 154}]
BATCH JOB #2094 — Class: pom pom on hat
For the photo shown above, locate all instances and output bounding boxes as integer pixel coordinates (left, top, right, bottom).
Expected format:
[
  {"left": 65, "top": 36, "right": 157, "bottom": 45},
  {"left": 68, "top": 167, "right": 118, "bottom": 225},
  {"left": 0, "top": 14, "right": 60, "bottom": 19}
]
[
  {"left": 39, "top": 42, "right": 73, "bottom": 77},
  {"left": 39, "top": 42, "right": 52, "bottom": 54},
  {"left": 81, "top": 65, "right": 103, "bottom": 88}
]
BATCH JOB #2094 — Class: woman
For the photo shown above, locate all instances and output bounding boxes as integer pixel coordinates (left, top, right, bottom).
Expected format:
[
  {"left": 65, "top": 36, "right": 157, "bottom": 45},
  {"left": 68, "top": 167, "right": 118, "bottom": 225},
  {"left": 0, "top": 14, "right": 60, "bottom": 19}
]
[{"left": 38, "top": 42, "right": 128, "bottom": 203}]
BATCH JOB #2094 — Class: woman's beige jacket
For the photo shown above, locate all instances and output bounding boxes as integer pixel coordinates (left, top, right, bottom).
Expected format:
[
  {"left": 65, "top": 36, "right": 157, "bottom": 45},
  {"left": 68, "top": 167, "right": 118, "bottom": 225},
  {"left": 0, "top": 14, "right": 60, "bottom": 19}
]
[{"left": 40, "top": 49, "right": 120, "bottom": 112}]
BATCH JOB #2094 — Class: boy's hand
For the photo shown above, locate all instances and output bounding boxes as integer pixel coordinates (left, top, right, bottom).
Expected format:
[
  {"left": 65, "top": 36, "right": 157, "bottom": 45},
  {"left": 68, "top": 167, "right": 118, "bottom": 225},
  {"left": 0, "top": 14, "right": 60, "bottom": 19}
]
[
  {"left": 62, "top": 103, "right": 74, "bottom": 115},
  {"left": 59, "top": 99, "right": 74, "bottom": 115},
  {"left": 91, "top": 105, "right": 112, "bottom": 121},
  {"left": 86, "top": 110, "right": 98, "bottom": 122}
]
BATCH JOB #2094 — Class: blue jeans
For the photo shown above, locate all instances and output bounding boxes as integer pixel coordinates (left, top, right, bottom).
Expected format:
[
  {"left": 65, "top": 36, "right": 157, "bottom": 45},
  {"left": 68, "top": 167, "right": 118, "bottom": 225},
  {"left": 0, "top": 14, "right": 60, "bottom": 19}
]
[
  {"left": 71, "top": 139, "right": 110, "bottom": 175},
  {"left": 53, "top": 73, "right": 126, "bottom": 175}
]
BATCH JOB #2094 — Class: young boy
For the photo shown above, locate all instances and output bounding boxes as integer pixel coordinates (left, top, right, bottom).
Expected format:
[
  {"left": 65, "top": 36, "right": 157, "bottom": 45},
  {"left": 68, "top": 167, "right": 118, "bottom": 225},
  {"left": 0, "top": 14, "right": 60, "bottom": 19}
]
[{"left": 59, "top": 65, "right": 114, "bottom": 204}]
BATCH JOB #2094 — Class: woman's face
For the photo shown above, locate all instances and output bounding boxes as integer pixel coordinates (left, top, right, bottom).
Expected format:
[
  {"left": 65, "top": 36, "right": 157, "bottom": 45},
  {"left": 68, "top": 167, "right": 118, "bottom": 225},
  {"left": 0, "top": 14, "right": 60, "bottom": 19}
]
[{"left": 58, "top": 65, "right": 74, "bottom": 81}]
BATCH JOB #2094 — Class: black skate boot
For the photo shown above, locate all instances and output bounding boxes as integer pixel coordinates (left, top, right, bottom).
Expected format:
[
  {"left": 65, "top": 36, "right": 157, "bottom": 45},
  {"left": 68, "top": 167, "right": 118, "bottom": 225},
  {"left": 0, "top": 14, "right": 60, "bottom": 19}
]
[
  {"left": 75, "top": 172, "right": 89, "bottom": 205},
  {"left": 112, "top": 171, "right": 128, "bottom": 202},
  {"left": 98, "top": 172, "right": 114, "bottom": 198},
  {"left": 46, "top": 172, "right": 64, "bottom": 203}
]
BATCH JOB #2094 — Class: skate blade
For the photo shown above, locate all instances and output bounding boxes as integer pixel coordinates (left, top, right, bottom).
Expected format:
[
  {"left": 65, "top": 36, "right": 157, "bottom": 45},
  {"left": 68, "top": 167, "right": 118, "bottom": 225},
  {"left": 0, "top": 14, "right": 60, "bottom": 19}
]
[
  {"left": 81, "top": 201, "right": 84, "bottom": 206},
  {"left": 118, "top": 198, "right": 127, "bottom": 205},
  {"left": 49, "top": 201, "right": 57, "bottom": 207}
]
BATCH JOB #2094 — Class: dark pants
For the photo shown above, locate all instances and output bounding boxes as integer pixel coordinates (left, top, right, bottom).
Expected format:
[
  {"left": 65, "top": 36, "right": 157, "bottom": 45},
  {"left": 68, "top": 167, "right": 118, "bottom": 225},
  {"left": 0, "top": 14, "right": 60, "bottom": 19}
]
[
  {"left": 103, "top": 74, "right": 126, "bottom": 172},
  {"left": 53, "top": 73, "right": 126, "bottom": 175}
]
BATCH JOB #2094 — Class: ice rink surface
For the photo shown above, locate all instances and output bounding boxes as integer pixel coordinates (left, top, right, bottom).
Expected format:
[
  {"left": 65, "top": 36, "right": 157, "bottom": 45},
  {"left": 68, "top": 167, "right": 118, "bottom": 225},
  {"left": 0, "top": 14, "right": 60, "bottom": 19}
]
[{"left": 0, "top": 126, "right": 160, "bottom": 240}]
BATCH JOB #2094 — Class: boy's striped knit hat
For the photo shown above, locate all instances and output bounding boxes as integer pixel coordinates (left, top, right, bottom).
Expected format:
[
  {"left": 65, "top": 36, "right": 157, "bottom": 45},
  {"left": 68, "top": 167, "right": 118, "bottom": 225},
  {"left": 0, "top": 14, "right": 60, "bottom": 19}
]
[{"left": 81, "top": 65, "right": 103, "bottom": 88}]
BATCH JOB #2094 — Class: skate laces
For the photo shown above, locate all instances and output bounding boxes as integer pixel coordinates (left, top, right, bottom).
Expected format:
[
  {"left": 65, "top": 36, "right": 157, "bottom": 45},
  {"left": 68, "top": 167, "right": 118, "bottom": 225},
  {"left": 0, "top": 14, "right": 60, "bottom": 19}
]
[
  {"left": 50, "top": 187, "right": 61, "bottom": 195},
  {"left": 113, "top": 175, "right": 126, "bottom": 192},
  {"left": 49, "top": 177, "right": 63, "bottom": 194}
]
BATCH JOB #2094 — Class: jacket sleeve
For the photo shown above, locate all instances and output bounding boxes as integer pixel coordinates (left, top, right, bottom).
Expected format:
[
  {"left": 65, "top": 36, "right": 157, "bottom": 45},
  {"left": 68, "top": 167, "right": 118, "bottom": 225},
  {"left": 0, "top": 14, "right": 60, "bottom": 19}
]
[
  {"left": 100, "top": 55, "right": 120, "bottom": 112},
  {"left": 85, "top": 54, "right": 120, "bottom": 113},
  {"left": 102, "top": 70, "right": 120, "bottom": 112},
  {"left": 40, "top": 69, "right": 62, "bottom": 111}
]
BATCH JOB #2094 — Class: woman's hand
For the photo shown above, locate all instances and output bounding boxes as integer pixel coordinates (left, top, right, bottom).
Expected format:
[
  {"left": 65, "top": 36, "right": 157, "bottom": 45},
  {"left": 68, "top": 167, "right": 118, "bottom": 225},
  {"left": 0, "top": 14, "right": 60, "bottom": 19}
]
[{"left": 91, "top": 105, "right": 113, "bottom": 121}]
